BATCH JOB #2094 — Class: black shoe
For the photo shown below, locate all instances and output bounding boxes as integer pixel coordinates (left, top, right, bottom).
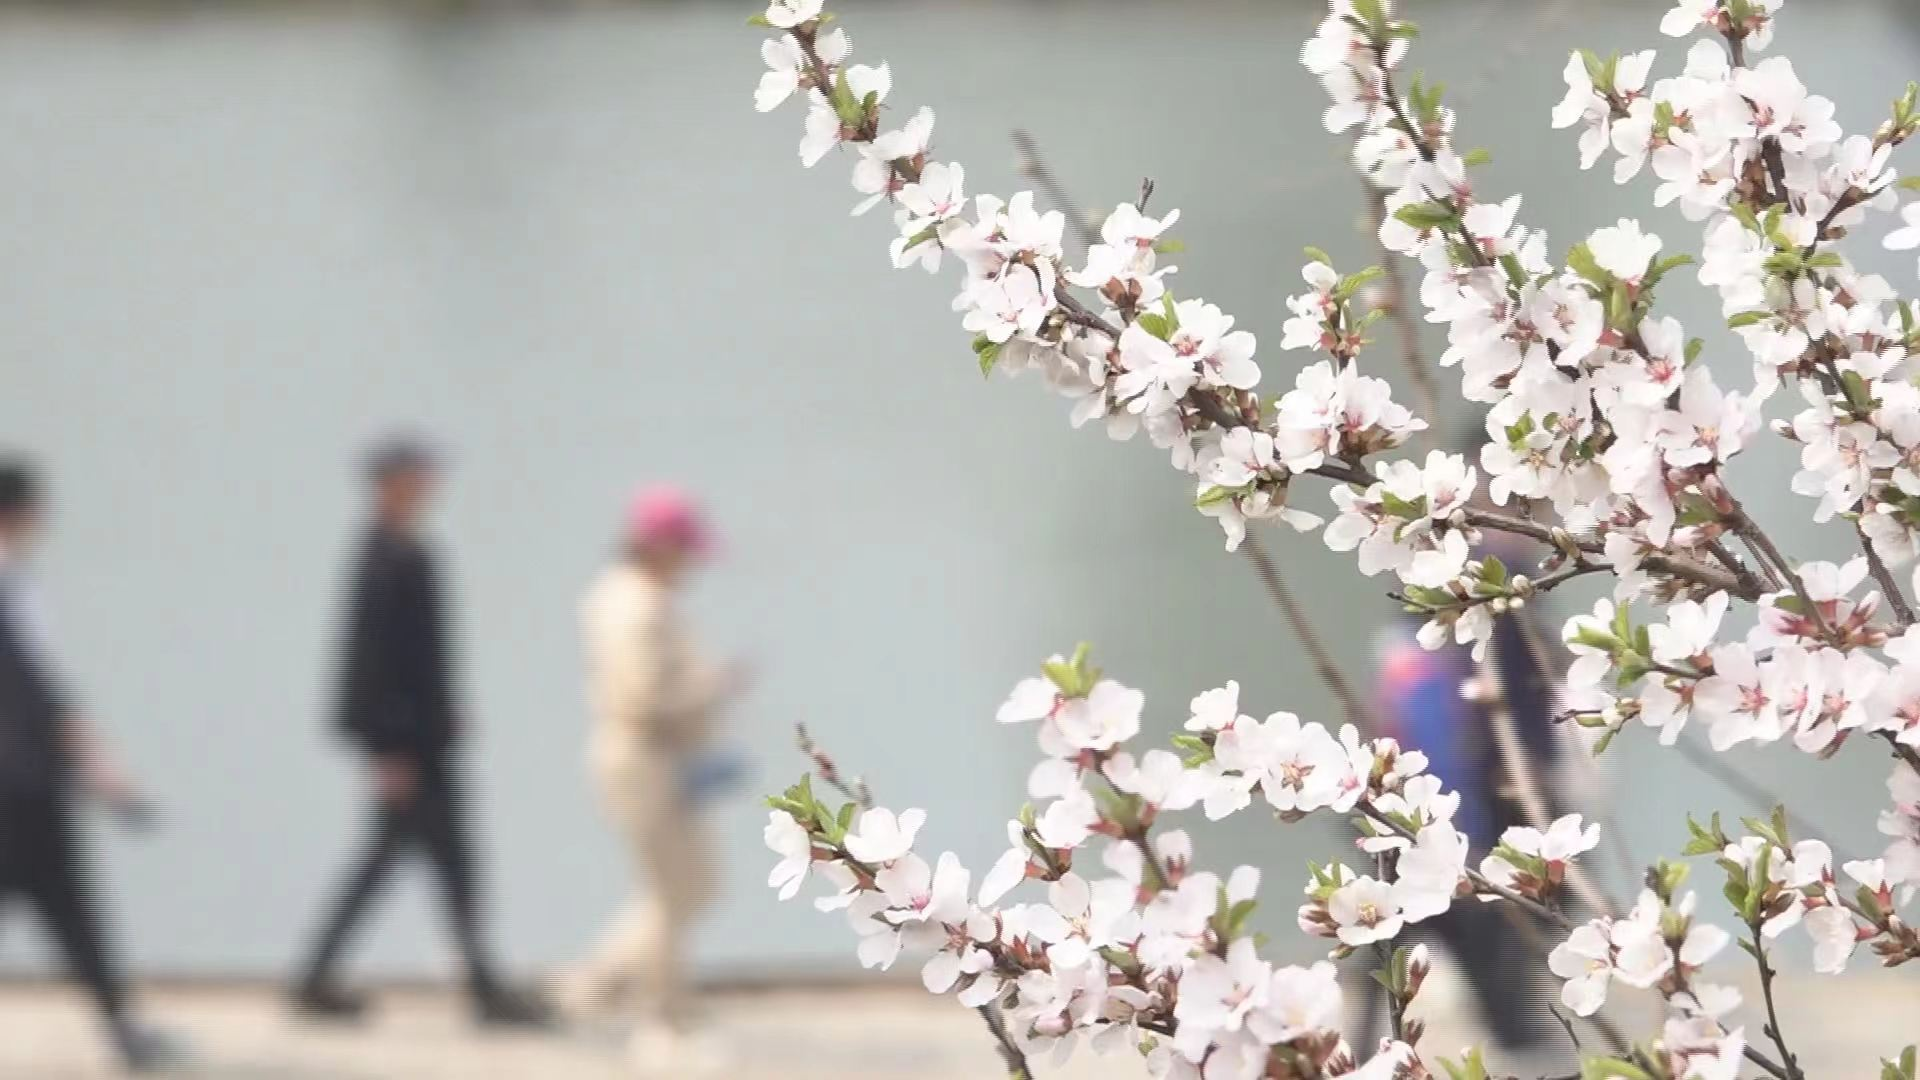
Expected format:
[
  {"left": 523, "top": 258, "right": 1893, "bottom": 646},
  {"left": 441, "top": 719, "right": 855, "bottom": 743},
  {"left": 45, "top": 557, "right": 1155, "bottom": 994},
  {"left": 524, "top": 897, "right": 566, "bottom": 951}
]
[
  {"left": 113, "top": 1022, "right": 189, "bottom": 1073},
  {"left": 473, "top": 987, "right": 553, "bottom": 1028},
  {"left": 289, "top": 982, "right": 371, "bottom": 1023}
]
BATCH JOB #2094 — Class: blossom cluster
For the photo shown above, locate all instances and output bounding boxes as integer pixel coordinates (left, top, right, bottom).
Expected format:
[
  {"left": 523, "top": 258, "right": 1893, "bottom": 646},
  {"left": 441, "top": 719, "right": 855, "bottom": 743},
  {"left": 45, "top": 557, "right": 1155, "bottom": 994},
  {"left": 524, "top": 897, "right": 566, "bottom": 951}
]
[{"left": 764, "top": 649, "right": 1604, "bottom": 1078}]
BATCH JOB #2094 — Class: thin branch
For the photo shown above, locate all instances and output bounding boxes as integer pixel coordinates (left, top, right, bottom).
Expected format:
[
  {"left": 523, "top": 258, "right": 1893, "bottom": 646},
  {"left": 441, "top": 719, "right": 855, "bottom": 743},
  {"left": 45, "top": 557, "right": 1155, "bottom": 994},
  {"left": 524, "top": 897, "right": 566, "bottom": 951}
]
[
  {"left": 1731, "top": 504, "right": 1834, "bottom": 639},
  {"left": 797, "top": 723, "right": 873, "bottom": 810},
  {"left": 1882, "top": 730, "right": 1920, "bottom": 775},
  {"left": 1745, "top": 929, "right": 1807, "bottom": 1080},
  {"left": 1859, "top": 522, "right": 1917, "bottom": 627},
  {"left": 1241, "top": 535, "right": 1380, "bottom": 734},
  {"left": 1705, "top": 537, "right": 1768, "bottom": 597}
]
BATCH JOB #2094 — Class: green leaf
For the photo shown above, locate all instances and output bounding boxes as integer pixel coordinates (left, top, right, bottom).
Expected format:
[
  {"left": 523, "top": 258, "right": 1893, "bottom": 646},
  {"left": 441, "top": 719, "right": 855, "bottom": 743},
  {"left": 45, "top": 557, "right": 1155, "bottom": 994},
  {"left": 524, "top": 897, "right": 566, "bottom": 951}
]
[
  {"left": 1758, "top": 247, "right": 1804, "bottom": 274},
  {"left": 1351, "top": 0, "right": 1387, "bottom": 34},
  {"left": 977, "top": 342, "right": 1001, "bottom": 377},
  {"left": 1482, "top": 555, "right": 1509, "bottom": 588},
  {"left": 830, "top": 69, "right": 863, "bottom": 126},
  {"left": 1685, "top": 337, "right": 1704, "bottom": 365},
  {"left": 1227, "top": 898, "right": 1258, "bottom": 934},
  {"left": 1727, "top": 310, "right": 1771, "bottom": 329},
  {"left": 1644, "top": 253, "right": 1695, "bottom": 288},
  {"left": 1742, "top": 814, "right": 1786, "bottom": 848},
  {"left": 1498, "top": 252, "right": 1529, "bottom": 289},
  {"left": 1303, "top": 246, "right": 1333, "bottom": 266},
  {"left": 1742, "top": 842, "right": 1774, "bottom": 922},
  {"left": 1153, "top": 237, "right": 1186, "bottom": 255},
  {"left": 1336, "top": 265, "right": 1386, "bottom": 301},
  {"left": 1393, "top": 200, "right": 1460, "bottom": 231},
  {"left": 1897, "top": 177, "right": 1920, "bottom": 193},
  {"left": 1579, "top": 48, "right": 1608, "bottom": 88},
  {"left": 1566, "top": 242, "right": 1609, "bottom": 287},
  {"left": 1462, "top": 147, "right": 1493, "bottom": 168},
  {"left": 1194, "top": 484, "right": 1246, "bottom": 509},
  {"left": 1135, "top": 312, "right": 1172, "bottom": 340},
  {"left": 1606, "top": 281, "right": 1632, "bottom": 327},
  {"left": 747, "top": 12, "right": 773, "bottom": 27},
  {"left": 1379, "top": 490, "right": 1428, "bottom": 521}
]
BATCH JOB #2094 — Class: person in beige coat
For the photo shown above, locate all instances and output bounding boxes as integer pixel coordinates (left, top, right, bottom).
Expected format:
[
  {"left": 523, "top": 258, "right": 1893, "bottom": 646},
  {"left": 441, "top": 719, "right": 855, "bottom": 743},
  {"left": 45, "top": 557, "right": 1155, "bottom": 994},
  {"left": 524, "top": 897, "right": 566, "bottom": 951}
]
[{"left": 566, "top": 487, "right": 742, "bottom": 1070}]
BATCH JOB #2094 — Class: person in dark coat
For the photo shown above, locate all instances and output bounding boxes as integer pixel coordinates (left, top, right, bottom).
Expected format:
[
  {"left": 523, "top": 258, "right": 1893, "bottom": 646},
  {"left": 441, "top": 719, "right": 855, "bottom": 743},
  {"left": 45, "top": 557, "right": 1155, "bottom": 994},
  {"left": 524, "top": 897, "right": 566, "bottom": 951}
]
[
  {"left": 1368, "top": 531, "right": 1568, "bottom": 1055},
  {"left": 0, "top": 457, "right": 184, "bottom": 1071},
  {"left": 291, "top": 432, "right": 546, "bottom": 1025}
]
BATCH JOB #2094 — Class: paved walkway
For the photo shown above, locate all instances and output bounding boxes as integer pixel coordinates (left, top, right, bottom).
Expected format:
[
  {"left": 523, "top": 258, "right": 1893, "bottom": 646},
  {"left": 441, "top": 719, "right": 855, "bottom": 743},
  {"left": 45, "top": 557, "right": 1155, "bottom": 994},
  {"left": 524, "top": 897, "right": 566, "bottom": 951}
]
[{"left": 0, "top": 972, "right": 1912, "bottom": 1078}]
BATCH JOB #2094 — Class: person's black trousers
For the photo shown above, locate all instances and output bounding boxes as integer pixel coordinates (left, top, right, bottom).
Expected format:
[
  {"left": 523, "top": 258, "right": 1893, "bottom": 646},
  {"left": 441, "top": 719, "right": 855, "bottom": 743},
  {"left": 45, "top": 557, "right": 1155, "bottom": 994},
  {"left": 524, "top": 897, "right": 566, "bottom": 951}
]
[
  {"left": 0, "top": 794, "right": 135, "bottom": 1026},
  {"left": 299, "top": 758, "right": 501, "bottom": 997}
]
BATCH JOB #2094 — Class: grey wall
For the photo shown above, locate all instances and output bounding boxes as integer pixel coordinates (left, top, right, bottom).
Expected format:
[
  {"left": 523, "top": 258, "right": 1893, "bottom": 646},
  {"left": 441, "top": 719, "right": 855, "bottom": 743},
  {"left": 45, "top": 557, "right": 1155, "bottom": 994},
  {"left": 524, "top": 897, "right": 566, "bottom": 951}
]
[{"left": 0, "top": 0, "right": 1913, "bottom": 979}]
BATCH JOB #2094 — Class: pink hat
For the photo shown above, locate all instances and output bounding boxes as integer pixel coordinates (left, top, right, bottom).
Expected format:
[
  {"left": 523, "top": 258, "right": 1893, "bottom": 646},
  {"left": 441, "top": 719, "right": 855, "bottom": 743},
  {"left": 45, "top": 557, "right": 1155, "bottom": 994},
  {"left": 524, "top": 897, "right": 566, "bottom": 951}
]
[{"left": 627, "top": 486, "right": 715, "bottom": 555}]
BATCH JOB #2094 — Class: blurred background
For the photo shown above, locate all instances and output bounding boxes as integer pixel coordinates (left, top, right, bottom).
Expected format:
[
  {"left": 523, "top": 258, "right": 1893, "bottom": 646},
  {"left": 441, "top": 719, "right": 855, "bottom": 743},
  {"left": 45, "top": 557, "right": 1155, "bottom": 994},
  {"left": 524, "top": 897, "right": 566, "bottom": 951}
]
[{"left": 0, "top": 0, "right": 1916, "bottom": 1076}]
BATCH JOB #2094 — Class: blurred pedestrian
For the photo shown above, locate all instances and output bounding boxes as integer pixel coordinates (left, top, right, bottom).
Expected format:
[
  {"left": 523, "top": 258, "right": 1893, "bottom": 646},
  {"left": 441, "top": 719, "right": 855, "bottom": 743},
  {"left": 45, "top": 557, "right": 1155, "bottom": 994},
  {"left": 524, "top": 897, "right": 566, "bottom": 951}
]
[
  {"left": 291, "top": 431, "right": 547, "bottom": 1026},
  {"left": 1367, "top": 530, "right": 1569, "bottom": 1055},
  {"left": 0, "top": 457, "right": 186, "bottom": 1071},
  {"left": 561, "top": 485, "right": 746, "bottom": 1073}
]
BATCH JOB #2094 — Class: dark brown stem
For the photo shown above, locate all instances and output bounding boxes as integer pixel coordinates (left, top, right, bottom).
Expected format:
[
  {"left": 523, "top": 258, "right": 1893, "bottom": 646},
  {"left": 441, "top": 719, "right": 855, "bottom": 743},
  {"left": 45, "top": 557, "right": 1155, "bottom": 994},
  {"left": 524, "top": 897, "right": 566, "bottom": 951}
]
[
  {"left": 1859, "top": 522, "right": 1917, "bottom": 627},
  {"left": 1705, "top": 537, "right": 1768, "bottom": 596},
  {"left": 1746, "top": 929, "right": 1807, "bottom": 1080},
  {"left": 1883, "top": 730, "right": 1920, "bottom": 775}
]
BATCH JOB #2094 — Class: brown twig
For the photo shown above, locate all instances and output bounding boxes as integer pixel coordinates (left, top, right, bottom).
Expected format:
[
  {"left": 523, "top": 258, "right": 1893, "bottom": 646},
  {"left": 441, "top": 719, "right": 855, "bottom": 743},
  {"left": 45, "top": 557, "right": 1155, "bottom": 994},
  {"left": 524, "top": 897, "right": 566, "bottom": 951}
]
[
  {"left": 1745, "top": 927, "right": 1807, "bottom": 1080},
  {"left": 1859, "top": 522, "right": 1917, "bottom": 627}
]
